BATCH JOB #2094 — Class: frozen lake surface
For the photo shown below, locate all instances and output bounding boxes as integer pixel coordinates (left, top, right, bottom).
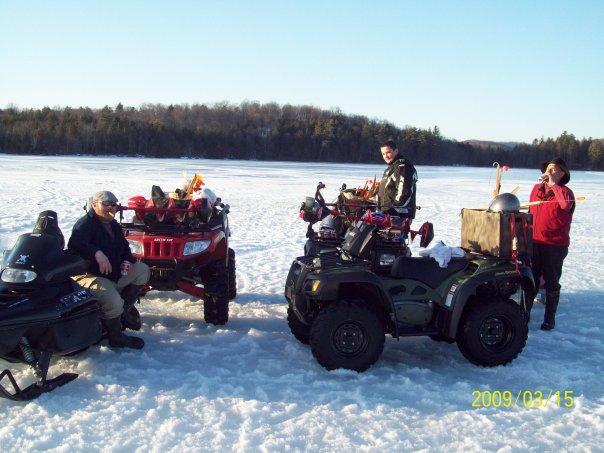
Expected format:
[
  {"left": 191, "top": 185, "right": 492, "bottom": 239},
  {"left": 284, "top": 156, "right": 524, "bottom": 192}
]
[{"left": 0, "top": 154, "right": 602, "bottom": 451}]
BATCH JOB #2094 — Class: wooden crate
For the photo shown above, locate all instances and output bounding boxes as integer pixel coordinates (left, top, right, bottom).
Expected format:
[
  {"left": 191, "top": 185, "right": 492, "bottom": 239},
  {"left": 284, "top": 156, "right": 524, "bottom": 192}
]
[{"left": 461, "top": 209, "right": 532, "bottom": 259}]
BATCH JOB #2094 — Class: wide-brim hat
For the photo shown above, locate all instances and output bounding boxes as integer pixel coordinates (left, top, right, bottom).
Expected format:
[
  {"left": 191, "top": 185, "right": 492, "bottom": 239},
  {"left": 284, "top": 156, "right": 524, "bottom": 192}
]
[{"left": 541, "top": 157, "right": 570, "bottom": 185}]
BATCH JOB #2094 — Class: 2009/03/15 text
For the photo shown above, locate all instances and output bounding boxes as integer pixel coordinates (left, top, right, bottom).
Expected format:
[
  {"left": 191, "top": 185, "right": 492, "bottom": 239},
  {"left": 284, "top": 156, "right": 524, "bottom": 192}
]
[{"left": 471, "top": 390, "right": 575, "bottom": 409}]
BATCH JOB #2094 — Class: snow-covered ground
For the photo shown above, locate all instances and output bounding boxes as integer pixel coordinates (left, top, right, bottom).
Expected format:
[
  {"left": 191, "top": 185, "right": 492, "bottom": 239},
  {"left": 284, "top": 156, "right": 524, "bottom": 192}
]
[{"left": 0, "top": 154, "right": 602, "bottom": 451}]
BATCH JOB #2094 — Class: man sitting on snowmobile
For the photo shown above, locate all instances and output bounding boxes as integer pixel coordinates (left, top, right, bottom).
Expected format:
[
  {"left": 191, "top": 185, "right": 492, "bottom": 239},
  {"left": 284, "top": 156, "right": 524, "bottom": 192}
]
[
  {"left": 377, "top": 139, "right": 418, "bottom": 219},
  {"left": 68, "top": 190, "right": 149, "bottom": 349}
]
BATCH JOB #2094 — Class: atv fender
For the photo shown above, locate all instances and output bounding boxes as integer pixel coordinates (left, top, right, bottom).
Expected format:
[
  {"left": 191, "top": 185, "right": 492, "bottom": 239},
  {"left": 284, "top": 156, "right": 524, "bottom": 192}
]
[
  {"left": 446, "top": 268, "right": 535, "bottom": 339},
  {"left": 446, "top": 277, "right": 482, "bottom": 339},
  {"left": 311, "top": 270, "right": 393, "bottom": 320},
  {"left": 519, "top": 265, "right": 536, "bottom": 301}
]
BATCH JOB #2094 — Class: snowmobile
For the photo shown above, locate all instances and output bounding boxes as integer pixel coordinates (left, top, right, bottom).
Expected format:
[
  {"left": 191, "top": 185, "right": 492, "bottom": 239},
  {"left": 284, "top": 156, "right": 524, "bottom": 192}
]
[
  {"left": 0, "top": 211, "right": 102, "bottom": 400},
  {"left": 299, "top": 181, "right": 433, "bottom": 259},
  {"left": 119, "top": 178, "right": 235, "bottom": 325},
  {"left": 285, "top": 194, "right": 535, "bottom": 372}
]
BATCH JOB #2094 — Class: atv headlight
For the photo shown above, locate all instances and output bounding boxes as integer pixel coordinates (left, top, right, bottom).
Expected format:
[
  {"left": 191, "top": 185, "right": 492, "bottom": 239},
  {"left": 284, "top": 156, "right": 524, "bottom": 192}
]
[
  {"left": 1, "top": 268, "right": 37, "bottom": 283},
  {"left": 127, "top": 239, "right": 143, "bottom": 255},
  {"left": 183, "top": 240, "right": 211, "bottom": 256}
]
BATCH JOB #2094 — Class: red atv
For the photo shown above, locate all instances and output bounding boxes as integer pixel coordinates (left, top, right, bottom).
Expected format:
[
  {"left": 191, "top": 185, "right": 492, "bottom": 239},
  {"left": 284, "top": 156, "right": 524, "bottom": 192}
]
[{"left": 118, "top": 186, "right": 236, "bottom": 325}]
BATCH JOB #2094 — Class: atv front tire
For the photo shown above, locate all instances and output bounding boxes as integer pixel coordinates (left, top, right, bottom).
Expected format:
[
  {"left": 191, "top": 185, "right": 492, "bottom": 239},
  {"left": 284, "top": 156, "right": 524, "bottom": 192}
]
[
  {"left": 287, "top": 304, "right": 310, "bottom": 345},
  {"left": 203, "top": 257, "right": 231, "bottom": 325},
  {"left": 228, "top": 248, "right": 236, "bottom": 300},
  {"left": 309, "top": 300, "right": 384, "bottom": 372},
  {"left": 204, "top": 295, "right": 229, "bottom": 325},
  {"left": 457, "top": 299, "right": 528, "bottom": 366}
]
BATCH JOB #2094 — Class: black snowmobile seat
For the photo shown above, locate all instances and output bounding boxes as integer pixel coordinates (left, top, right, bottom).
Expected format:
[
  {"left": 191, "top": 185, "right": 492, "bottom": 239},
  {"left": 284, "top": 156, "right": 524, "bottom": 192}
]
[
  {"left": 45, "top": 253, "right": 89, "bottom": 283},
  {"left": 32, "top": 210, "right": 65, "bottom": 249},
  {"left": 390, "top": 256, "right": 469, "bottom": 288}
]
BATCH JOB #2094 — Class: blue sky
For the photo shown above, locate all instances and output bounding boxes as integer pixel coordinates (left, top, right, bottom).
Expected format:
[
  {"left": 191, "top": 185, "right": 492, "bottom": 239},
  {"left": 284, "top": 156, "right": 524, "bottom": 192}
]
[{"left": 1, "top": 0, "right": 602, "bottom": 142}]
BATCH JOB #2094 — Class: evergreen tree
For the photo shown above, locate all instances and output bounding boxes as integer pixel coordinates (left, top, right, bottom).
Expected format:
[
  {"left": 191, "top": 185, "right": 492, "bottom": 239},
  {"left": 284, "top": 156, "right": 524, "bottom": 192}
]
[{"left": 0, "top": 103, "right": 601, "bottom": 170}]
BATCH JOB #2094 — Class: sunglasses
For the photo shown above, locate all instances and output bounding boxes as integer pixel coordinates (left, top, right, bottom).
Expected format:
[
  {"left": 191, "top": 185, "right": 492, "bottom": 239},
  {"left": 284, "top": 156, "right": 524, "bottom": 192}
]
[{"left": 100, "top": 201, "right": 118, "bottom": 207}]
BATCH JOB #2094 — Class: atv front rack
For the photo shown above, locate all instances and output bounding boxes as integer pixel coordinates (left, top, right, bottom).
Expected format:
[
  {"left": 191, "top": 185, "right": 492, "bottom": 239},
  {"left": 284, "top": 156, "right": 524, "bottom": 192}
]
[
  {"left": 118, "top": 205, "right": 226, "bottom": 234},
  {"left": 301, "top": 181, "right": 433, "bottom": 248}
]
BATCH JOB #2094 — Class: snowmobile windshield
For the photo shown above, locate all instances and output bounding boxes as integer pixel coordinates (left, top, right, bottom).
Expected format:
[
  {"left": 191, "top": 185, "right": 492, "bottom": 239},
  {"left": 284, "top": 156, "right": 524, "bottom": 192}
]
[{"left": 2, "top": 234, "right": 87, "bottom": 286}]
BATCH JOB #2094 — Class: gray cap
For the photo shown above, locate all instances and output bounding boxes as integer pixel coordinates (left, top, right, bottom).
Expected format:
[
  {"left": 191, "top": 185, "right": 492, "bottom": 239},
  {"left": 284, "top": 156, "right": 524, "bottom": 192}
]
[{"left": 93, "top": 190, "right": 118, "bottom": 203}]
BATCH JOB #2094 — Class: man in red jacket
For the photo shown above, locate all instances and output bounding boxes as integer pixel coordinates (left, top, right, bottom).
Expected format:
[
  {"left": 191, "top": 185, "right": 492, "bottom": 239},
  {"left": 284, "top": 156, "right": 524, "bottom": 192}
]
[{"left": 528, "top": 157, "right": 575, "bottom": 330}]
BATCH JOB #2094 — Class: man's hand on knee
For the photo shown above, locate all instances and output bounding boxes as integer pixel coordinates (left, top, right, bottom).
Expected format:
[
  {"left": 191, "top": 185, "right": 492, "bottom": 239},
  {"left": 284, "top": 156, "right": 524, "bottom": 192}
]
[{"left": 95, "top": 250, "right": 112, "bottom": 275}]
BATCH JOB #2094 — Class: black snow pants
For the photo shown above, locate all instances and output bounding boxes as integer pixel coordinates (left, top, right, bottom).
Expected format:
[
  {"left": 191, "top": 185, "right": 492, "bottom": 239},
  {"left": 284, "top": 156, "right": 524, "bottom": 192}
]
[{"left": 529, "top": 243, "right": 568, "bottom": 325}]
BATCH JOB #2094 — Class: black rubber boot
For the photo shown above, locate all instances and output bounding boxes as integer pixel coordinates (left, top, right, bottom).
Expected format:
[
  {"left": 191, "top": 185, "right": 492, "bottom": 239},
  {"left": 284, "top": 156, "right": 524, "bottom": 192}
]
[
  {"left": 103, "top": 317, "right": 145, "bottom": 349},
  {"left": 121, "top": 305, "right": 142, "bottom": 331},
  {"left": 121, "top": 284, "right": 143, "bottom": 306},
  {"left": 120, "top": 285, "right": 143, "bottom": 331},
  {"left": 541, "top": 291, "right": 560, "bottom": 331}
]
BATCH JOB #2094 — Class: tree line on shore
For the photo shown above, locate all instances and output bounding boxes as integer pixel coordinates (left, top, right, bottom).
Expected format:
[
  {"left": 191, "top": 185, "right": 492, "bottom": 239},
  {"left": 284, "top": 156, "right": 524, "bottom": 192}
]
[{"left": 0, "top": 103, "right": 601, "bottom": 169}]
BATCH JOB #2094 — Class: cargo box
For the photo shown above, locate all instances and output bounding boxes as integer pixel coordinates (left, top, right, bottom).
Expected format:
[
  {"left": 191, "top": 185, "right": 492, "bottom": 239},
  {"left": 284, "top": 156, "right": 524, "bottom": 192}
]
[{"left": 461, "top": 209, "right": 532, "bottom": 260}]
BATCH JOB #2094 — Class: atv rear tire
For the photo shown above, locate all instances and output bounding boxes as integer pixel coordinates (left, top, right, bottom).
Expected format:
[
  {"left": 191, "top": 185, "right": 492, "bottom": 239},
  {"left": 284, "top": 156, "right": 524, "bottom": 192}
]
[
  {"left": 287, "top": 304, "right": 310, "bottom": 345},
  {"left": 204, "top": 295, "right": 229, "bottom": 325},
  {"left": 457, "top": 299, "right": 527, "bottom": 367},
  {"left": 228, "top": 248, "right": 236, "bottom": 300},
  {"left": 309, "top": 300, "right": 384, "bottom": 372}
]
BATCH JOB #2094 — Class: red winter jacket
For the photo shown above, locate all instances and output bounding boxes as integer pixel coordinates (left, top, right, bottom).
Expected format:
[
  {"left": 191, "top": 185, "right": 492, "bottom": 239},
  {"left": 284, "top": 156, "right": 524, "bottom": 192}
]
[{"left": 529, "top": 183, "right": 575, "bottom": 247}]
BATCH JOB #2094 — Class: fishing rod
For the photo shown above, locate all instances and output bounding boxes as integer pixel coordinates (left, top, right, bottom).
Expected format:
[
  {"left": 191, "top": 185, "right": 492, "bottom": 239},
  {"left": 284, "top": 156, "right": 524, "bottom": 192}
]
[
  {"left": 520, "top": 196, "right": 586, "bottom": 209},
  {"left": 491, "top": 162, "right": 510, "bottom": 198}
]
